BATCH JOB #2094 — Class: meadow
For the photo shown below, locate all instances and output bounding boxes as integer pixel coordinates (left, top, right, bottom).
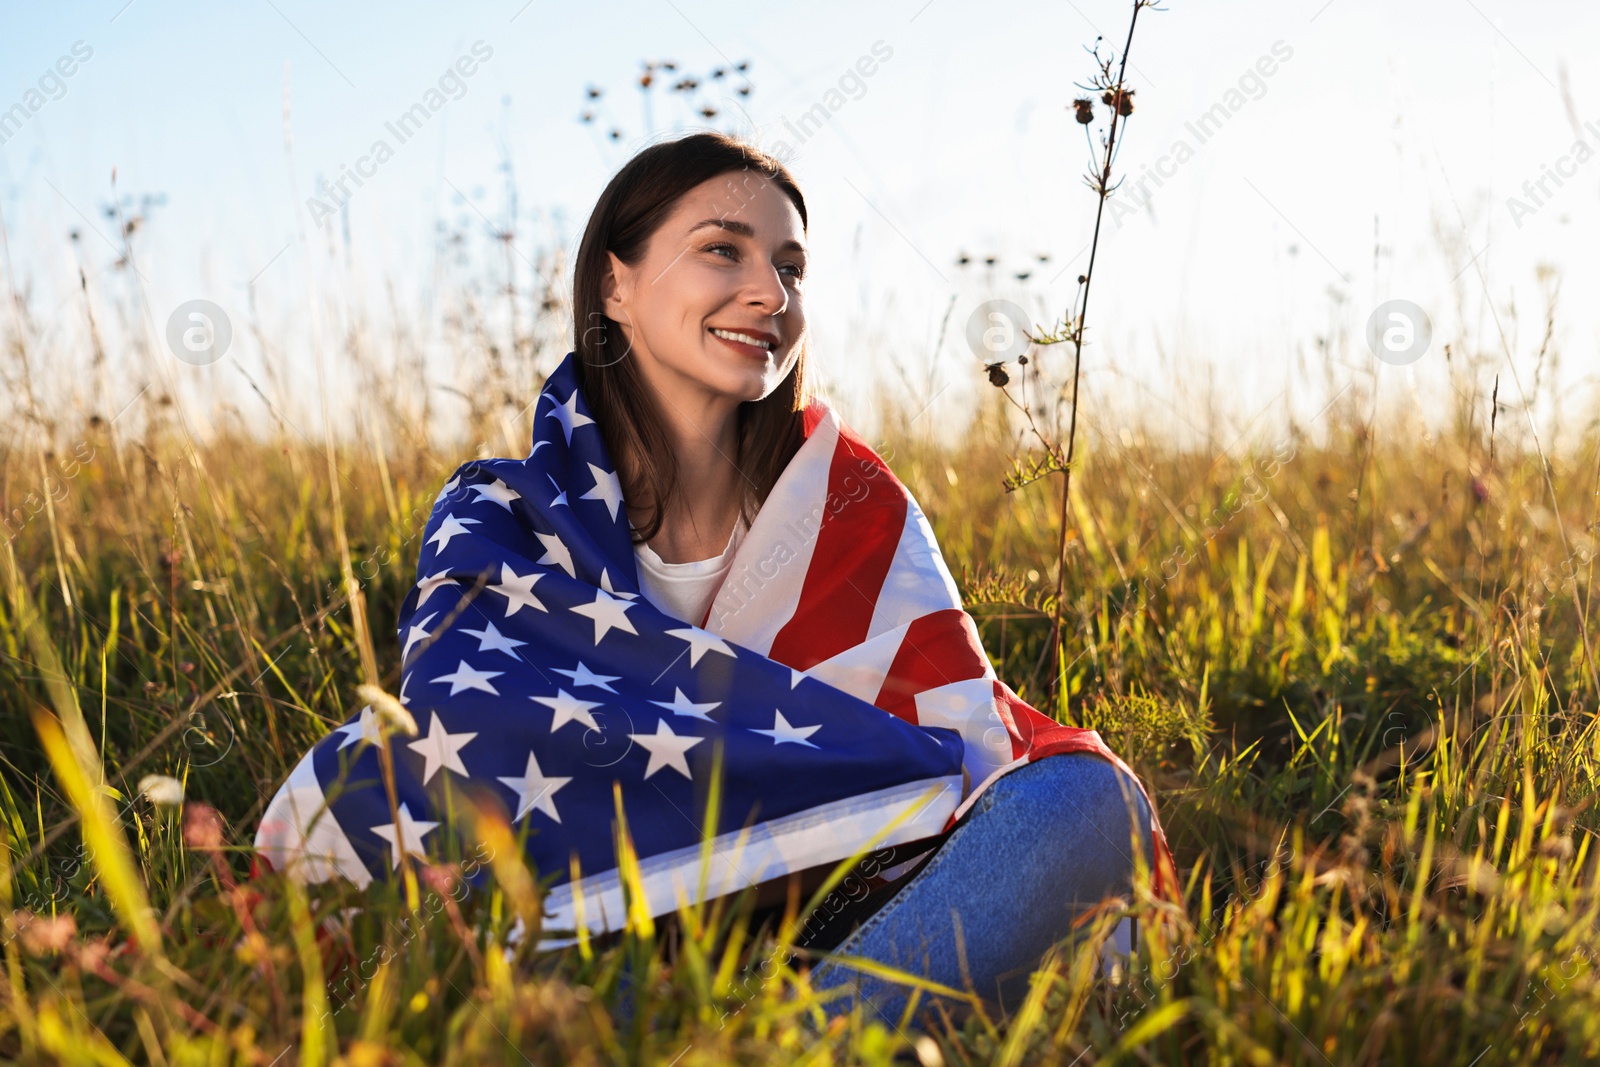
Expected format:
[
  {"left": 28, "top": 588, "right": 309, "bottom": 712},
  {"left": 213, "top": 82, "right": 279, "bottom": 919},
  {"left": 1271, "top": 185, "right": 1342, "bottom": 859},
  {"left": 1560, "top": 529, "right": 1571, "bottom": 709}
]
[
  {"left": 1, "top": 227, "right": 1597, "bottom": 1065},
  {"left": 3, "top": 17, "right": 1600, "bottom": 1053}
]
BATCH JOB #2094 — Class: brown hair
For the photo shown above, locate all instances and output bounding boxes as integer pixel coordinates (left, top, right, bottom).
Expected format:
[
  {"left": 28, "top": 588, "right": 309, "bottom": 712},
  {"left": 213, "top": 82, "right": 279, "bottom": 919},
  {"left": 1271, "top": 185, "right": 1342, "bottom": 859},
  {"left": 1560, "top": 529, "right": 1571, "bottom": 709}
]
[{"left": 571, "top": 131, "right": 809, "bottom": 544}]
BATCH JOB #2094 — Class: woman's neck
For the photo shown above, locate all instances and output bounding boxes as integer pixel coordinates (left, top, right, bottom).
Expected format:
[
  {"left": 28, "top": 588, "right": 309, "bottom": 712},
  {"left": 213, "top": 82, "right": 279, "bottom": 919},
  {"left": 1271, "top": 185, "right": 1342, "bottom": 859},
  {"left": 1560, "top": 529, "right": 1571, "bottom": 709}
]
[{"left": 627, "top": 390, "right": 746, "bottom": 564}]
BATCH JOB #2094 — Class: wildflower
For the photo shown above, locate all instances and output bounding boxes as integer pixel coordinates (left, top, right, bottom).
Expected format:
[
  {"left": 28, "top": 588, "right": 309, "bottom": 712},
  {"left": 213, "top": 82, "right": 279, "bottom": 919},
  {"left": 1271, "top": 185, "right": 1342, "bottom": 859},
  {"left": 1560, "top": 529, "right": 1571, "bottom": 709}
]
[
  {"left": 1102, "top": 87, "right": 1136, "bottom": 115},
  {"left": 11, "top": 910, "right": 78, "bottom": 956},
  {"left": 138, "top": 774, "right": 185, "bottom": 807},
  {"left": 357, "top": 684, "right": 419, "bottom": 737},
  {"left": 421, "top": 863, "right": 460, "bottom": 897},
  {"left": 1072, "top": 98, "right": 1095, "bottom": 124},
  {"left": 986, "top": 363, "right": 1010, "bottom": 387},
  {"left": 76, "top": 938, "right": 110, "bottom": 972},
  {"left": 183, "top": 802, "right": 225, "bottom": 852}
]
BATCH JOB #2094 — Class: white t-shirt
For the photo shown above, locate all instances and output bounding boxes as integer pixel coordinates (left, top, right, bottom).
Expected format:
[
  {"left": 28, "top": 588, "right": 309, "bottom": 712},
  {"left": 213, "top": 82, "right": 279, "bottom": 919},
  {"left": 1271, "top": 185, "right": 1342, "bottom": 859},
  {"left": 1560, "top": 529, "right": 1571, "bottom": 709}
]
[{"left": 632, "top": 516, "right": 749, "bottom": 625}]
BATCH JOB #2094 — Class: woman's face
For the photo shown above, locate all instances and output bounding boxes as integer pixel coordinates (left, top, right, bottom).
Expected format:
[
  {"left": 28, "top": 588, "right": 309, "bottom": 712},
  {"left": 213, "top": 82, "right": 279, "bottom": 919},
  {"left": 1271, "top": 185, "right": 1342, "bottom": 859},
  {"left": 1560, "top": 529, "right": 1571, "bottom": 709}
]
[{"left": 603, "top": 171, "right": 807, "bottom": 408}]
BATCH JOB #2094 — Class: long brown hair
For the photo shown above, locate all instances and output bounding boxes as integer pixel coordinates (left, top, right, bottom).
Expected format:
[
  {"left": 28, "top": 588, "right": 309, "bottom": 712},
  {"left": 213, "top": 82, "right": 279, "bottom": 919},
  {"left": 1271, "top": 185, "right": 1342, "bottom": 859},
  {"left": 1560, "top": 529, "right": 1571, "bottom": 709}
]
[{"left": 571, "top": 132, "right": 809, "bottom": 545}]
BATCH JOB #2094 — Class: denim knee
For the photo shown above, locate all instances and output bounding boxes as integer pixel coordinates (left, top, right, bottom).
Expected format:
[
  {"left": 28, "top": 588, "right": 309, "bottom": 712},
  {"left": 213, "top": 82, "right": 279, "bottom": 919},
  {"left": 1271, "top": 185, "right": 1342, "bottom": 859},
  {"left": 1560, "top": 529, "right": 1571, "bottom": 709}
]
[
  {"left": 1092, "top": 761, "right": 1156, "bottom": 886},
  {"left": 1017, "top": 754, "right": 1156, "bottom": 895}
]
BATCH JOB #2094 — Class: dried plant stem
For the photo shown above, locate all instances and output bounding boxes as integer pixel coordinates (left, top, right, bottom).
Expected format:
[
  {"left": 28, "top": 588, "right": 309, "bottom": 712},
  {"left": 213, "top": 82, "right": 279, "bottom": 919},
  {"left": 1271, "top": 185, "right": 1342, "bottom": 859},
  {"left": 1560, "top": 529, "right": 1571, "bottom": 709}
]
[{"left": 1047, "top": 0, "right": 1149, "bottom": 707}]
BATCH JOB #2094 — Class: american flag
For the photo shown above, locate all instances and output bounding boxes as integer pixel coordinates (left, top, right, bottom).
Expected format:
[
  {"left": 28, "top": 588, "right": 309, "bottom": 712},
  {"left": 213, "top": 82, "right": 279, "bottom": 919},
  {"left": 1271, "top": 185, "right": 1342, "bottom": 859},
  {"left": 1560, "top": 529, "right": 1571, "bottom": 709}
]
[{"left": 255, "top": 352, "right": 1178, "bottom": 941}]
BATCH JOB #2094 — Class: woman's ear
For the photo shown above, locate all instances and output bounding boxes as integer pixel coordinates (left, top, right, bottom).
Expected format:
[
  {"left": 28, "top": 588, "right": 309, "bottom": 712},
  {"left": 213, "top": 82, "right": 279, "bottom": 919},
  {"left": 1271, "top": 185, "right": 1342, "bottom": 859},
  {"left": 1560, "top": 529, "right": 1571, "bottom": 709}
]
[{"left": 601, "top": 251, "right": 630, "bottom": 323}]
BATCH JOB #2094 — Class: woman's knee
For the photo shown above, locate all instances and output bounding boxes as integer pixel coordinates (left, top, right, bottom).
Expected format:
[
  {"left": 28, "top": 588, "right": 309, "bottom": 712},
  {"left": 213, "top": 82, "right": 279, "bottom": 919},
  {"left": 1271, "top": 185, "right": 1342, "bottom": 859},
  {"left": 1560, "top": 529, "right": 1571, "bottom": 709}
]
[{"left": 1039, "top": 755, "right": 1156, "bottom": 888}]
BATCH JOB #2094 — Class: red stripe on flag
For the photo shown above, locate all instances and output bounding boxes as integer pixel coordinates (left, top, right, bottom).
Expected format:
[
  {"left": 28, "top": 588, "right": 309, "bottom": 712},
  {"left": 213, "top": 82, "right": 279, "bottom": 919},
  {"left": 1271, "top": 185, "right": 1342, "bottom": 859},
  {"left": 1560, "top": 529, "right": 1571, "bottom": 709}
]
[
  {"left": 872, "top": 609, "right": 992, "bottom": 721},
  {"left": 767, "top": 424, "right": 907, "bottom": 670}
]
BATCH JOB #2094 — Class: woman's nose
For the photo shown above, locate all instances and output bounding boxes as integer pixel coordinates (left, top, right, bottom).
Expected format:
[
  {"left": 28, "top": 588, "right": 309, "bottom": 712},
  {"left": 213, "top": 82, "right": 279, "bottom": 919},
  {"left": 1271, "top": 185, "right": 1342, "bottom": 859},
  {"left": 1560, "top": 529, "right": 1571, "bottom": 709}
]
[{"left": 745, "top": 264, "right": 790, "bottom": 315}]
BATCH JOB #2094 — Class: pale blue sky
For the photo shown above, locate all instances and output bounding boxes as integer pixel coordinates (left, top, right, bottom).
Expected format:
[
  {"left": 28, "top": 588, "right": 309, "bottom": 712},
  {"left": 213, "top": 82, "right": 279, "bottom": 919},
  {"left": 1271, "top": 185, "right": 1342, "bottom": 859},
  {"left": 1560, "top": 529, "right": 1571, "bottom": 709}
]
[{"left": 3, "top": 0, "right": 1598, "bottom": 447}]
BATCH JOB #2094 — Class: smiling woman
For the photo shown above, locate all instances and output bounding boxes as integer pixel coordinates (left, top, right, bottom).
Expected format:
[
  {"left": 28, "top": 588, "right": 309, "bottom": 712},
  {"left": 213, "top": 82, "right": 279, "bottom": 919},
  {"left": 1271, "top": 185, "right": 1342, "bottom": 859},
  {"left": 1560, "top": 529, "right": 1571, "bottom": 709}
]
[
  {"left": 255, "top": 131, "right": 1176, "bottom": 1028},
  {"left": 572, "top": 139, "right": 812, "bottom": 560}
]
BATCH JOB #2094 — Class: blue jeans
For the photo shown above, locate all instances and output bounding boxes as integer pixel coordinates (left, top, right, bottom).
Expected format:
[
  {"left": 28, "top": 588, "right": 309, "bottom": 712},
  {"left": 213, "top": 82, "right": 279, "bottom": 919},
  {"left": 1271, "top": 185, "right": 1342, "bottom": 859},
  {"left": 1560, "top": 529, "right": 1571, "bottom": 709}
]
[{"left": 805, "top": 752, "right": 1155, "bottom": 1026}]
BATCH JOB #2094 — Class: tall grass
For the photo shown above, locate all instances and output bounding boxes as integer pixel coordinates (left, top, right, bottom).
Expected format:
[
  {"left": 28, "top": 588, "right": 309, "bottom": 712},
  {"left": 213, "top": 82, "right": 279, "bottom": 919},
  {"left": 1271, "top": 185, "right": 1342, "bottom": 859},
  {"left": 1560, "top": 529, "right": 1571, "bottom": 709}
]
[{"left": 3, "top": 110, "right": 1600, "bottom": 1067}]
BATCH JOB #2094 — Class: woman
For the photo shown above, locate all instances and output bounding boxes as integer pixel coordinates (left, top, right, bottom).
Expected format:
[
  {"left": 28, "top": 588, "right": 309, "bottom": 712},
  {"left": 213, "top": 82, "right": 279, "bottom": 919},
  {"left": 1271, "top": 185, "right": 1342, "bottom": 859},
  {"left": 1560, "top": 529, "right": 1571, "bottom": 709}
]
[{"left": 256, "top": 131, "right": 1177, "bottom": 1025}]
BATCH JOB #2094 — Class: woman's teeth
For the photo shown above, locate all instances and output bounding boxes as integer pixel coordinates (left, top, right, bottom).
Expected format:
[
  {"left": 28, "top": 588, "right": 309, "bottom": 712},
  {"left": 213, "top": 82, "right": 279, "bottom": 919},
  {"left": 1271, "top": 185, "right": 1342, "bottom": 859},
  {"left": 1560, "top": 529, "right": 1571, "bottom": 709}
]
[{"left": 710, "top": 328, "right": 774, "bottom": 351}]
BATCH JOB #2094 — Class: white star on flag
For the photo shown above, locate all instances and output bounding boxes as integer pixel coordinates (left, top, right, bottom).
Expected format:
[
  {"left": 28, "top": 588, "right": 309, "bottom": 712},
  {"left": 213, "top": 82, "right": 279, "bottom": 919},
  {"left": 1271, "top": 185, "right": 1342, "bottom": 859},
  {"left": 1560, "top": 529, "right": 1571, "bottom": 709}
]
[
  {"left": 547, "top": 474, "right": 568, "bottom": 508},
  {"left": 401, "top": 612, "right": 439, "bottom": 662},
  {"left": 333, "top": 705, "right": 382, "bottom": 749},
  {"left": 599, "top": 568, "right": 638, "bottom": 599},
  {"left": 497, "top": 751, "right": 572, "bottom": 822},
  {"left": 399, "top": 673, "right": 415, "bottom": 705},
  {"left": 571, "top": 589, "right": 638, "bottom": 644},
  {"left": 535, "top": 530, "right": 575, "bottom": 576},
  {"left": 649, "top": 687, "right": 720, "bottom": 722},
  {"left": 431, "top": 659, "right": 504, "bottom": 696},
  {"left": 371, "top": 803, "right": 439, "bottom": 869},
  {"left": 752, "top": 709, "right": 822, "bottom": 748},
  {"left": 581, "top": 463, "right": 626, "bottom": 520},
  {"left": 432, "top": 474, "right": 461, "bottom": 508},
  {"left": 546, "top": 389, "right": 594, "bottom": 444},
  {"left": 426, "top": 513, "right": 481, "bottom": 553},
  {"left": 407, "top": 712, "right": 478, "bottom": 783},
  {"left": 460, "top": 621, "right": 528, "bottom": 660},
  {"left": 551, "top": 661, "right": 620, "bottom": 692},
  {"left": 415, "top": 571, "right": 457, "bottom": 609},
  {"left": 664, "top": 627, "right": 736, "bottom": 667},
  {"left": 531, "top": 689, "right": 602, "bottom": 732},
  {"left": 489, "top": 562, "right": 546, "bottom": 616},
  {"left": 470, "top": 478, "right": 522, "bottom": 512},
  {"left": 628, "top": 720, "right": 704, "bottom": 779}
]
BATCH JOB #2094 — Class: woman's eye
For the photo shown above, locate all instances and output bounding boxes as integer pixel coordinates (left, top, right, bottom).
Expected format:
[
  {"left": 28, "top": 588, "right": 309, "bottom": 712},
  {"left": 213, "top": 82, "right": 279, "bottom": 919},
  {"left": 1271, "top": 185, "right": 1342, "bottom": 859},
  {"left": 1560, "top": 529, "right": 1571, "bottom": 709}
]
[{"left": 706, "top": 242, "right": 804, "bottom": 280}]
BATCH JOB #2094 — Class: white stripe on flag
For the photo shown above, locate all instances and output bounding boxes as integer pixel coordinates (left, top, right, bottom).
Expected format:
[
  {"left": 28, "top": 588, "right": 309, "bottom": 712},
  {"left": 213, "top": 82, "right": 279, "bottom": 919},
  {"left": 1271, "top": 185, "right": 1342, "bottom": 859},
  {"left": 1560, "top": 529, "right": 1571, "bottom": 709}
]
[
  {"left": 802, "top": 622, "right": 913, "bottom": 704},
  {"left": 865, "top": 492, "right": 964, "bottom": 642},
  {"left": 707, "top": 408, "right": 840, "bottom": 653},
  {"left": 535, "top": 772, "right": 963, "bottom": 942},
  {"left": 913, "top": 677, "right": 1016, "bottom": 796},
  {"left": 254, "top": 750, "right": 373, "bottom": 888}
]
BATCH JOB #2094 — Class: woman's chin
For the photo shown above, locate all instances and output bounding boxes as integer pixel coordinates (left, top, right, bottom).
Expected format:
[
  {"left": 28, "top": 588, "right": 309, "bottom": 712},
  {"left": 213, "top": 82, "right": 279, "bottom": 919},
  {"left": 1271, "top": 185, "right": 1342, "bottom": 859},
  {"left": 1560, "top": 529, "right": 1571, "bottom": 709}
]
[{"left": 703, "top": 365, "right": 776, "bottom": 404}]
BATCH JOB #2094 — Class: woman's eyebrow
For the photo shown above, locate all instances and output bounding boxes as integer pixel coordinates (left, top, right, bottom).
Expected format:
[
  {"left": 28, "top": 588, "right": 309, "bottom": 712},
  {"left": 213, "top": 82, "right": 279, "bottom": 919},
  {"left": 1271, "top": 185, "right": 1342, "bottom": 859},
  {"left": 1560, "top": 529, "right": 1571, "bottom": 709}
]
[{"left": 687, "top": 217, "right": 806, "bottom": 255}]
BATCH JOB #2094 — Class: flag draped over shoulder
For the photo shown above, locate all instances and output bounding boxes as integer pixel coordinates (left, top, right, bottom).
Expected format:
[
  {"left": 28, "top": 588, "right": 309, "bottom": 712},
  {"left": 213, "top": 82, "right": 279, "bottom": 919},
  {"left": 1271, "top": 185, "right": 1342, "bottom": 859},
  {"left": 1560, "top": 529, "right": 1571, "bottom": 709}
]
[{"left": 255, "top": 351, "right": 1179, "bottom": 941}]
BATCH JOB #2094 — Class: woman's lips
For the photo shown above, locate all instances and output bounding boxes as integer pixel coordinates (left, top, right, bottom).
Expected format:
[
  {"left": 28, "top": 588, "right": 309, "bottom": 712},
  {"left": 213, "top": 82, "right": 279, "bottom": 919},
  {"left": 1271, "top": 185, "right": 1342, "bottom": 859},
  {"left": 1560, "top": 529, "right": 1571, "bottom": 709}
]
[{"left": 708, "top": 328, "right": 773, "bottom": 360}]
